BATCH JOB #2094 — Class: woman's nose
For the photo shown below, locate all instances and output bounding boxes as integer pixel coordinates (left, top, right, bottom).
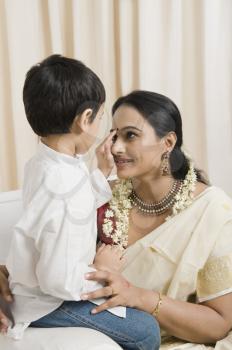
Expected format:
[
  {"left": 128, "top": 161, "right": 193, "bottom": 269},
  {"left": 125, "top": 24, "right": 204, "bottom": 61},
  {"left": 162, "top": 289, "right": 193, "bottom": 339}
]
[{"left": 111, "top": 136, "right": 125, "bottom": 154}]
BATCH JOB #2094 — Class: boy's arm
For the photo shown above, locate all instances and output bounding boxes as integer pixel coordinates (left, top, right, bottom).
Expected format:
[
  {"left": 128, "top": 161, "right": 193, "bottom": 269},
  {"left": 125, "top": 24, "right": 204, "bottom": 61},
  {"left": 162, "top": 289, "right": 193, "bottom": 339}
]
[
  {"left": 95, "top": 130, "right": 116, "bottom": 178},
  {"left": 90, "top": 168, "right": 112, "bottom": 208},
  {"left": 0, "top": 265, "right": 9, "bottom": 278},
  {"left": 90, "top": 131, "right": 117, "bottom": 208},
  {"left": 0, "top": 265, "right": 14, "bottom": 332},
  {"left": 0, "top": 266, "right": 12, "bottom": 302},
  {"left": 7, "top": 168, "right": 104, "bottom": 300}
]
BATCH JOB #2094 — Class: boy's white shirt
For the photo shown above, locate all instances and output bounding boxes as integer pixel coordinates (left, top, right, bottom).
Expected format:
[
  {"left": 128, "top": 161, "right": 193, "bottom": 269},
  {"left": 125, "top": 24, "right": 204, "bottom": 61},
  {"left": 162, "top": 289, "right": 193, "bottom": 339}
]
[{"left": 6, "top": 142, "right": 125, "bottom": 340}]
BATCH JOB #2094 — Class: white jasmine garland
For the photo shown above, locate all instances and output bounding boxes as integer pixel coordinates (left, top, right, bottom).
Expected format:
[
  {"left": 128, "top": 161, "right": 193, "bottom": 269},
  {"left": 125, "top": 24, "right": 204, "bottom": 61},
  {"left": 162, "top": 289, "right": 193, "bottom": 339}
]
[
  {"left": 102, "top": 220, "right": 113, "bottom": 235},
  {"left": 103, "top": 179, "right": 132, "bottom": 249},
  {"left": 168, "top": 157, "right": 197, "bottom": 219},
  {"left": 105, "top": 209, "right": 114, "bottom": 218},
  {"left": 102, "top": 155, "right": 197, "bottom": 247}
]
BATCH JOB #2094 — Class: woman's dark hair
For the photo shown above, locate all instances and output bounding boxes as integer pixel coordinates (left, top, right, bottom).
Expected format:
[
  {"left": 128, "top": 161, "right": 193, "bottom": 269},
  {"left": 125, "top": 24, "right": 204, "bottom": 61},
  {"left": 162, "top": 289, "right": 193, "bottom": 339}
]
[
  {"left": 23, "top": 54, "right": 105, "bottom": 137},
  {"left": 112, "top": 90, "right": 208, "bottom": 184}
]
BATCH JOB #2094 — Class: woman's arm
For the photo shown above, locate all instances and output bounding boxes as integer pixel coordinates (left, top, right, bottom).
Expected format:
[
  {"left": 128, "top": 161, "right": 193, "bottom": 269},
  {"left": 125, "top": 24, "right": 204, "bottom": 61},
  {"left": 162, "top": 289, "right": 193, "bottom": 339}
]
[
  {"left": 142, "top": 289, "right": 232, "bottom": 344},
  {"left": 81, "top": 270, "right": 232, "bottom": 344}
]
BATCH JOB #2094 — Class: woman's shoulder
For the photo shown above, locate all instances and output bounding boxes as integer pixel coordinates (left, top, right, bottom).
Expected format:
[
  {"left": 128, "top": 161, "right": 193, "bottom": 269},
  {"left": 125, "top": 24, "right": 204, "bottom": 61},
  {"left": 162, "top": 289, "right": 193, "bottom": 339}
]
[
  {"left": 194, "top": 182, "right": 232, "bottom": 214},
  {"left": 195, "top": 182, "right": 230, "bottom": 198},
  {"left": 193, "top": 182, "right": 208, "bottom": 198}
]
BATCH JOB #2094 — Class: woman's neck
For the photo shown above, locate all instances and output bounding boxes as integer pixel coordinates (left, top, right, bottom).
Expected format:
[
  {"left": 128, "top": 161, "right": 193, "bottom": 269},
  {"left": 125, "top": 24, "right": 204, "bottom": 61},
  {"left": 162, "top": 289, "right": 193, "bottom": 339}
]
[{"left": 131, "top": 175, "right": 175, "bottom": 203}]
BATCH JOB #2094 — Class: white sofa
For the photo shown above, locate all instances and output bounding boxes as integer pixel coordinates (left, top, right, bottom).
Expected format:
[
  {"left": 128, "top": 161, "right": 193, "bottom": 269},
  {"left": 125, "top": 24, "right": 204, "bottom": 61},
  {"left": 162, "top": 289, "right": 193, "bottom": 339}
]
[{"left": 0, "top": 190, "right": 122, "bottom": 350}]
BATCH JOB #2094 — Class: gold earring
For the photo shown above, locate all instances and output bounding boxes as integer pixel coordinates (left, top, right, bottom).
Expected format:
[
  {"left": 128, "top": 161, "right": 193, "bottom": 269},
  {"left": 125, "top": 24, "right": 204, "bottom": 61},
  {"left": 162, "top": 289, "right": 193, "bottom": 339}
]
[{"left": 161, "top": 151, "right": 171, "bottom": 176}]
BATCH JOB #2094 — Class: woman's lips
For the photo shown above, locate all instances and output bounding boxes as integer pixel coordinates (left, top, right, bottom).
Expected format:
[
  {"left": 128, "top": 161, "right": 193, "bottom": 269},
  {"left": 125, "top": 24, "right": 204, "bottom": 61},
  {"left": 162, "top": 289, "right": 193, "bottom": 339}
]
[{"left": 114, "top": 158, "right": 134, "bottom": 168}]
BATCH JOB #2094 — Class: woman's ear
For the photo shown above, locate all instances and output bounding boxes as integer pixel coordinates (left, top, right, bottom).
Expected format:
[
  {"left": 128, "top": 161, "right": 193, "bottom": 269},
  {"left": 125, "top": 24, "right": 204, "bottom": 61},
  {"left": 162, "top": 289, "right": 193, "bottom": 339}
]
[
  {"left": 163, "top": 132, "right": 177, "bottom": 152},
  {"left": 72, "top": 109, "right": 93, "bottom": 133}
]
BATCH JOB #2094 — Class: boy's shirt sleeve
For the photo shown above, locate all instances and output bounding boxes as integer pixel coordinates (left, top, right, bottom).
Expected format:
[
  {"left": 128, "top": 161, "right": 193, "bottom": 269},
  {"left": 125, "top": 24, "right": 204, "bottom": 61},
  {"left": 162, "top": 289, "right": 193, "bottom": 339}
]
[
  {"left": 7, "top": 164, "right": 103, "bottom": 300},
  {"left": 90, "top": 168, "right": 112, "bottom": 208}
]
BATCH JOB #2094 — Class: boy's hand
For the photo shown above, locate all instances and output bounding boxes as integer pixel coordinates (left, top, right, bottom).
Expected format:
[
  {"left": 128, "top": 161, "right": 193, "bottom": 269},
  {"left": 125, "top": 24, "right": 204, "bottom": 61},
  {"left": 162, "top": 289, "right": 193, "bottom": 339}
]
[
  {"left": 93, "top": 243, "right": 125, "bottom": 273},
  {"left": 0, "top": 266, "right": 13, "bottom": 333},
  {"left": 96, "top": 130, "right": 117, "bottom": 178}
]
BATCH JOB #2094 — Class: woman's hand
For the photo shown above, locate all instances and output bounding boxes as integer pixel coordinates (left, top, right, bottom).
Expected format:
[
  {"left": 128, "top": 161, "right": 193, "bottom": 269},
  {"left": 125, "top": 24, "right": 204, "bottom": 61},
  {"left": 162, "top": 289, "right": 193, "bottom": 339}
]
[
  {"left": 96, "top": 130, "right": 117, "bottom": 178},
  {"left": 0, "top": 266, "right": 13, "bottom": 333},
  {"left": 81, "top": 269, "right": 141, "bottom": 314}
]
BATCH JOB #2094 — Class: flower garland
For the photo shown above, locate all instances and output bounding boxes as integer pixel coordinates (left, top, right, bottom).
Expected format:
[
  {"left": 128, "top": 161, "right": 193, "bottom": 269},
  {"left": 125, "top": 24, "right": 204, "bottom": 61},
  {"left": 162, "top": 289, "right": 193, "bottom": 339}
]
[
  {"left": 102, "top": 157, "right": 197, "bottom": 249},
  {"left": 102, "top": 179, "right": 132, "bottom": 249},
  {"left": 166, "top": 158, "right": 197, "bottom": 220}
]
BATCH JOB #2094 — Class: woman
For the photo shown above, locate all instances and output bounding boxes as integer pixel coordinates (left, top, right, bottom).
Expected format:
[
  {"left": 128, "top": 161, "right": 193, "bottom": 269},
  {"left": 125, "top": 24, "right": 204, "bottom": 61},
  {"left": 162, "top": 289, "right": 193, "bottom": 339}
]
[
  {"left": 1, "top": 91, "right": 232, "bottom": 349},
  {"left": 85, "top": 91, "right": 232, "bottom": 349}
]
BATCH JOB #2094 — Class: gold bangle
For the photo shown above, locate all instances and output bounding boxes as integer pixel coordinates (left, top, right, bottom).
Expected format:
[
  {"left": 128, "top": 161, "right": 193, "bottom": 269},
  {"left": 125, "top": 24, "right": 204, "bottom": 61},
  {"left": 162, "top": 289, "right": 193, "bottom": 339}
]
[{"left": 151, "top": 292, "right": 163, "bottom": 317}]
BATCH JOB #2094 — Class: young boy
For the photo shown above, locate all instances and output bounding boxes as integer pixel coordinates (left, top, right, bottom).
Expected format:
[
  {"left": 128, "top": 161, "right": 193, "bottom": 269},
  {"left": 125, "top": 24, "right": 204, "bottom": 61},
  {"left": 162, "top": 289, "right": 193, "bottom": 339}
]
[
  {"left": 5, "top": 53, "right": 122, "bottom": 334},
  {"left": 5, "top": 55, "right": 159, "bottom": 350}
]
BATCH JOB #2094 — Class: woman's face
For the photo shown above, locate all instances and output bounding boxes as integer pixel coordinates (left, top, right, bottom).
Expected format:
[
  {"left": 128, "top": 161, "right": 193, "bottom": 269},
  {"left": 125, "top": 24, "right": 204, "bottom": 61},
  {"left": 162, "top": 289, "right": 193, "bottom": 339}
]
[{"left": 111, "top": 105, "right": 166, "bottom": 180}]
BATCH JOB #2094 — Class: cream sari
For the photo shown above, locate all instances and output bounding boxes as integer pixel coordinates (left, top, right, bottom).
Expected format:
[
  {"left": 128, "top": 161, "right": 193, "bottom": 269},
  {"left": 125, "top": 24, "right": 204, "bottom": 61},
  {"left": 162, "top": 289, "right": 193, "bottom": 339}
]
[{"left": 122, "top": 186, "right": 232, "bottom": 349}]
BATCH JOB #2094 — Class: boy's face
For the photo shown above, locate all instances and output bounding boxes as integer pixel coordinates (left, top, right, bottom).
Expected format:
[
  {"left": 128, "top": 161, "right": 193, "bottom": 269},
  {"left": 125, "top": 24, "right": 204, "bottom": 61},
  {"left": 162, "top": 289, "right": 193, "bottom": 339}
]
[{"left": 79, "top": 104, "right": 105, "bottom": 153}]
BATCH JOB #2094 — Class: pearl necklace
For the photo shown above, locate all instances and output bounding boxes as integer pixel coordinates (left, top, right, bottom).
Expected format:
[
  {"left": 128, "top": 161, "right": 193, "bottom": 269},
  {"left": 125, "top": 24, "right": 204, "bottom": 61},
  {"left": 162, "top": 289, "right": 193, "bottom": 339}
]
[
  {"left": 130, "top": 180, "right": 183, "bottom": 215},
  {"left": 102, "top": 156, "right": 197, "bottom": 248}
]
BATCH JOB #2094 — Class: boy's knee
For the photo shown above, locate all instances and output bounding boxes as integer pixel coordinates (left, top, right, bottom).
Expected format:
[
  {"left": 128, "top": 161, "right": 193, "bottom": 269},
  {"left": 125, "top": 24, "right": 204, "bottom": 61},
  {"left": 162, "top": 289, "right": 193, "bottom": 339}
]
[{"left": 138, "top": 313, "right": 161, "bottom": 350}]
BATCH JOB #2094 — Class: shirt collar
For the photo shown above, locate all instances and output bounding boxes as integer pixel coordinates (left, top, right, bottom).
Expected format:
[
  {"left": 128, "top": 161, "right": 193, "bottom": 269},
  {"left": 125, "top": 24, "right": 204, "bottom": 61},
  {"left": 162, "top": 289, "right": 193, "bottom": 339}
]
[{"left": 38, "top": 142, "right": 83, "bottom": 165}]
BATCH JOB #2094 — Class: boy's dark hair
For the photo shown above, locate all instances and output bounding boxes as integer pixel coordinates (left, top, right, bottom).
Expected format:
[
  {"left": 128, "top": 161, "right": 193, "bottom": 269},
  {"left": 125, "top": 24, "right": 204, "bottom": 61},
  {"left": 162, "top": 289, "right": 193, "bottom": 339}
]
[{"left": 23, "top": 54, "right": 105, "bottom": 136}]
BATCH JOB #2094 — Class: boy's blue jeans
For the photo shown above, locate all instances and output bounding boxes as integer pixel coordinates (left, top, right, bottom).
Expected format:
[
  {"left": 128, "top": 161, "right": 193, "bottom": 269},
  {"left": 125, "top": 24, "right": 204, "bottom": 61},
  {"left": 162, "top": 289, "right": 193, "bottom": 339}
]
[{"left": 30, "top": 300, "right": 161, "bottom": 350}]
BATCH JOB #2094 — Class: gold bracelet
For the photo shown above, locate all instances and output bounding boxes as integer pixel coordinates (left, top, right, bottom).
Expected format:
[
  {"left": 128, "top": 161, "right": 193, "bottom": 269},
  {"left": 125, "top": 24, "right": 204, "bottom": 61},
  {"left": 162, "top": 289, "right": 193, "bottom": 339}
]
[{"left": 151, "top": 292, "right": 163, "bottom": 317}]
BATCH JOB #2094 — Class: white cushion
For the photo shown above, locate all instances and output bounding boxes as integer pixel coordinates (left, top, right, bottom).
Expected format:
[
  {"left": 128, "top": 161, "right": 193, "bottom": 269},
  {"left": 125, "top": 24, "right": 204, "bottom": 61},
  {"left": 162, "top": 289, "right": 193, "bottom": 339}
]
[
  {"left": 0, "top": 327, "right": 122, "bottom": 349},
  {"left": 0, "top": 190, "right": 122, "bottom": 349}
]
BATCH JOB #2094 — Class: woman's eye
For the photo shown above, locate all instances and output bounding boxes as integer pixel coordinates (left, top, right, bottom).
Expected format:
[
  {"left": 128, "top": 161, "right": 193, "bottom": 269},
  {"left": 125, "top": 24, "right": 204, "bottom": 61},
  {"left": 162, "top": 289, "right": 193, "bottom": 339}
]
[{"left": 126, "top": 131, "right": 137, "bottom": 140}]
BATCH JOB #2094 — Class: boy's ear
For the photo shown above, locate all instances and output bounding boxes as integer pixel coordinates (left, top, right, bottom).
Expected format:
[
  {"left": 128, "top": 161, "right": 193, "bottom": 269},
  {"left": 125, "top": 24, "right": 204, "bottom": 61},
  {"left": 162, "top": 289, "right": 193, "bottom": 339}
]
[{"left": 73, "top": 109, "right": 93, "bottom": 132}]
